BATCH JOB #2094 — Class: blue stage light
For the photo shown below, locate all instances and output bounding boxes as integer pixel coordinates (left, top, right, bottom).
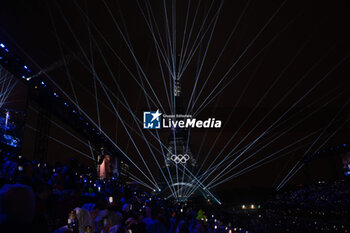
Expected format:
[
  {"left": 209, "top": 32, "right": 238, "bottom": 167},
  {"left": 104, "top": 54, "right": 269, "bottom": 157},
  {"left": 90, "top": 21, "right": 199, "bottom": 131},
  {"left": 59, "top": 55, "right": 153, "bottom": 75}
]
[
  {"left": 0, "top": 43, "right": 5, "bottom": 48},
  {"left": 53, "top": 92, "right": 58, "bottom": 97},
  {"left": 344, "top": 144, "right": 347, "bottom": 147},
  {"left": 24, "top": 65, "right": 28, "bottom": 69},
  {"left": 64, "top": 102, "right": 68, "bottom": 107}
]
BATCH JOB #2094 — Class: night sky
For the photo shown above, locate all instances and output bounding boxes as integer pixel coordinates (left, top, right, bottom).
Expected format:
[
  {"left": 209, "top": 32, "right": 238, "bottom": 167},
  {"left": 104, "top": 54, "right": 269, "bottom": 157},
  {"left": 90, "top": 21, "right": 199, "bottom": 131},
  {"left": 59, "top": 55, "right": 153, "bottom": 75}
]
[{"left": 1, "top": 0, "right": 350, "bottom": 197}]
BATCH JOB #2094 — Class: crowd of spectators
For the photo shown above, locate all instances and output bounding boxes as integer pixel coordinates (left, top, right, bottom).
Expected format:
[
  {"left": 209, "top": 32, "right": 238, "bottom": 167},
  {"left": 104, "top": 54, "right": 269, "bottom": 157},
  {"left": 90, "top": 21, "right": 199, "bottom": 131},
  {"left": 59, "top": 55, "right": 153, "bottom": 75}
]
[
  {"left": 0, "top": 150, "right": 241, "bottom": 233},
  {"left": 1, "top": 148, "right": 350, "bottom": 233},
  {"left": 233, "top": 180, "right": 350, "bottom": 232}
]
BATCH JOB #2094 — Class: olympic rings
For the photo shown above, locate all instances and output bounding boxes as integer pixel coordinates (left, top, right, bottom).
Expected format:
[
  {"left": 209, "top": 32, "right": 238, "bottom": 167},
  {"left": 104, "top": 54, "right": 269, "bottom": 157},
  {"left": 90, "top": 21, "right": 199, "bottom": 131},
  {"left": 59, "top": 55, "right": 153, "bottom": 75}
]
[{"left": 170, "top": 154, "right": 190, "bottom": 164}]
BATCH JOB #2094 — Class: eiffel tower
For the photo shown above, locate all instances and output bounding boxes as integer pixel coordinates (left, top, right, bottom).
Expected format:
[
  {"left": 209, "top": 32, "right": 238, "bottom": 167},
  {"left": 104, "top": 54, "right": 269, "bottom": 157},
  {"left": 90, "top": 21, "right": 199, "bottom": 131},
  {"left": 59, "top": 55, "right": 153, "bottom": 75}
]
[
  {"left": 159, "top": 80, "right": 196, "bottom": 202},
  {"left": 165, "top": 80, "right": 196, "bottom": 169},
  {"left": 160, "top": 80, "right": 220, "bottom": 204}
]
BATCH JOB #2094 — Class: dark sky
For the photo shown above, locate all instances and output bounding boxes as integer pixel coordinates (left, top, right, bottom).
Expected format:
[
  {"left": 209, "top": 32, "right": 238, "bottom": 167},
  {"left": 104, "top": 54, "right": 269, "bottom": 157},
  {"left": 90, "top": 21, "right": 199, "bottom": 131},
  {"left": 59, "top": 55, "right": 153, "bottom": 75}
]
[{"left": 1, "top": 0, "right": 350, "bottom": 196}]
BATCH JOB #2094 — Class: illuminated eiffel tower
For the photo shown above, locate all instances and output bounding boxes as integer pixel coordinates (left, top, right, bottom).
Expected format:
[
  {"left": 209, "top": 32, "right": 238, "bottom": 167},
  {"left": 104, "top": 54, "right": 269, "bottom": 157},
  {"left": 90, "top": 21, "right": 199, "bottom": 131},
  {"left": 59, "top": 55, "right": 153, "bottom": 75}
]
[
  {"left": 165, "top": 80, "right": 196, "bottom": 169},
  {"left": 160, "top": 80, "right": 220, "bottom": 204},
  {"left": 161, "top": 80, "right": 196, "bottom": 202}
]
